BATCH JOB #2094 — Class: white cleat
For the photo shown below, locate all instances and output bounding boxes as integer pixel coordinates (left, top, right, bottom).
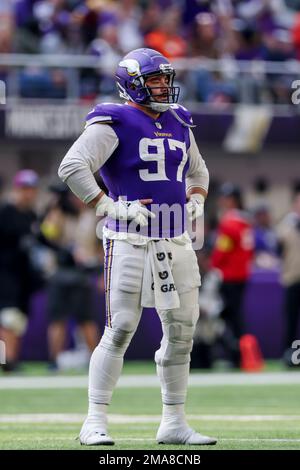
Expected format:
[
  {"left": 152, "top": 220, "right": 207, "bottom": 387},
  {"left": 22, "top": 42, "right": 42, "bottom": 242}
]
[
  {"left": 156, "top": 424, "right": 217, "bottom": 446},
  {"left": 79, "top": 417, "right": 115, "bottom": 446}
]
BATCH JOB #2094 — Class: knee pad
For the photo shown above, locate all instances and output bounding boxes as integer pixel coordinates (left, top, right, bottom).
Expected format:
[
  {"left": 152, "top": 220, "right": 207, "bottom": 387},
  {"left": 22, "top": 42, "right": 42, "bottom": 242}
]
[
  {"left": 99, "top": 326, "right": 135, "bottom": 357},
  {"left": 155, "top": 304, "right": 199, "bottom": 367},
  {"left": 155, "top": 322, "right": 194, "bottom": 367},
  {"left": 111, "top": 310, "right": 140, "bottom": 333},
  {"left": 0, "top": 308, "right": 27, "bottom": 336}
]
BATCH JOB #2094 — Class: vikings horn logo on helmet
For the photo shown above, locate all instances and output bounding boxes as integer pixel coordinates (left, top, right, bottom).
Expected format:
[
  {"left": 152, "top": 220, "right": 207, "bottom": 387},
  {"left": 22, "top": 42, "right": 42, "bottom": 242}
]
[{"left": 119, "top": 59, "right": 141, "bottom": 77}]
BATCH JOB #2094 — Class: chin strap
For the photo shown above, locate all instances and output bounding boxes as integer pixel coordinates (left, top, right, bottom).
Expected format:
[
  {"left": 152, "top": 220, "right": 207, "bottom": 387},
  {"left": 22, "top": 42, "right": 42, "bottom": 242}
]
[
  {"left": 168, "top": 107, "right": 196, "bottom": 128},
  {"left": 146, "top": 101, "right": 171, "bottom": 113}
]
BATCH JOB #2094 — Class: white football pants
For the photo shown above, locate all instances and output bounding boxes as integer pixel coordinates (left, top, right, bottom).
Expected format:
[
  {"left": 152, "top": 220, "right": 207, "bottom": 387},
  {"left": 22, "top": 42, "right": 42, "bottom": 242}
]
[{"left": 89, "top": 238, "right": 201, "bottom": 407}]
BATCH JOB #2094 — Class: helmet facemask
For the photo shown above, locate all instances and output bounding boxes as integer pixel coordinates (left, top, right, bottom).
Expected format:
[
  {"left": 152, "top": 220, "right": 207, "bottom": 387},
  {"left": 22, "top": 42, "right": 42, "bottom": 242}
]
[{"left": 140, "top": 68, "right": 180, "bottom": 112}]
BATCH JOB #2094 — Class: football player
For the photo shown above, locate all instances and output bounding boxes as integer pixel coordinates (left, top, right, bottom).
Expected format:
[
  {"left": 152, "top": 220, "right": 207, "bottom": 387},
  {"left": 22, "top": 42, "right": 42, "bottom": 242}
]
[{"left": 58, "top": 48, "right": 217, "bottom": 446}]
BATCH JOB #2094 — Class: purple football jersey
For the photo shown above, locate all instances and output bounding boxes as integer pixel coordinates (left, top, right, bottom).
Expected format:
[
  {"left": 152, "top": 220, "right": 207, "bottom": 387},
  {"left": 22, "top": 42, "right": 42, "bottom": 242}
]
[{"left": 86, "top": 103, "right": 194, "bottom": 238}]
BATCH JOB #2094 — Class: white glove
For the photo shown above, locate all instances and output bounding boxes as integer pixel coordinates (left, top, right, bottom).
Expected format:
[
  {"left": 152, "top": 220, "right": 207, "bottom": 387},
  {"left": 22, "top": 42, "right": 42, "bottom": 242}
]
[
  {"left": 95, "top": 194, "right": 155, "bottom": 227},
  {"left": 186, "top": 193, "right": 205, "bottom": 221}
]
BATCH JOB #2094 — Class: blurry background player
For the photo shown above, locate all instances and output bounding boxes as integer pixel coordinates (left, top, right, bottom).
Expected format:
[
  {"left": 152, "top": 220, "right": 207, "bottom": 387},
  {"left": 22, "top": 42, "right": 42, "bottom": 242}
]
[
  {"left": 252, "top": 203, "right": 280, "bottom": 269},
  {"left": 211, "top": 183, "right": 254, "bottom": 367},
  {"left": 40, "top": 183, "right": 101, "bottom": 370},
  {"left": 277, "top": 187, "right": 300, "bottom": 367},
  {"left": 0, "top": 170, "right": 41, "bottom": 372},
  {"left": 58, "top": 48, "right": 217, "bottom": 446}
]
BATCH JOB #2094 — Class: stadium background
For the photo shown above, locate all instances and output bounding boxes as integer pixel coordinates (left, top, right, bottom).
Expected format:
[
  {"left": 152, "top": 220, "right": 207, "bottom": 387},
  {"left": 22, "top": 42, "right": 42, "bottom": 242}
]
[
  {"left": 0, "top": 0, "right": 300, "bottom": 360},
  {"left": 0, "top": 0, "right": 300, "bottom": 451}
]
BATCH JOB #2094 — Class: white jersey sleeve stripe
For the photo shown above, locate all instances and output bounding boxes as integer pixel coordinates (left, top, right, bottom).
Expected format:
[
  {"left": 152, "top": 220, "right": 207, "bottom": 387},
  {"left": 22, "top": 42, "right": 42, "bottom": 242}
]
[{"left": 85, "top": 115, "right": 113, "bottom": 128}]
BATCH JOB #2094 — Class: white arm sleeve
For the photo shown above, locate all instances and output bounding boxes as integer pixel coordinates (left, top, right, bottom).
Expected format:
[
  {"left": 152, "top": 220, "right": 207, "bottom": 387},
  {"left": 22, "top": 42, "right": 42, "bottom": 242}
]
[
  {"left": 185, "top": 128, "right": 209, "bottom": 193},
  {"left": 58, "top": 124, "right": 119, "bottom": 203}
]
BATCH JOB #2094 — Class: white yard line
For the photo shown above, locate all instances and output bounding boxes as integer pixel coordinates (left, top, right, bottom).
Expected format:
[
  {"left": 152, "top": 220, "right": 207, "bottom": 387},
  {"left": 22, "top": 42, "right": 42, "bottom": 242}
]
[
  {"left": 1, "top": 372, "right": 300, "bottom": 390},
  {"left": 1, "top": 437, "right": 300, "bottom": 444},
  {"left": 220, "top": 438, "right": 300, "bottom": 442},
  {"left": 0, "top": 414, "right": 300, "bottom": 424}
]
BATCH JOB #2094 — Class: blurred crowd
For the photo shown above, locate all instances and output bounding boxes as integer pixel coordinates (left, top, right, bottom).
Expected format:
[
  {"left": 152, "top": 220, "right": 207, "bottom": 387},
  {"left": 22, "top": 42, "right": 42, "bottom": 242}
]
[
  {"left": 0, "top": 170, "right": 103, "bottom": 371},
  {"left": 0, "top": 169, "right": 300, "bottom": 372},
  {"left": 1, "top": 0, "right": 300, "bottom": 103},
  {"left": 193, "top": 180, "right": 300, "bottom": 370}
]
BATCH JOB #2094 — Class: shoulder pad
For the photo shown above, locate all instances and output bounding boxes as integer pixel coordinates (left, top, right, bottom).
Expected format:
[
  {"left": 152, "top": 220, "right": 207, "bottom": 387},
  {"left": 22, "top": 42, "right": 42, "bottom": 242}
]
[
  {"left": 85, "top": 102, "right": 124, "bottom": 128},
  {"left": 169, "top": 104, "right": 196, "bottom": 128}
]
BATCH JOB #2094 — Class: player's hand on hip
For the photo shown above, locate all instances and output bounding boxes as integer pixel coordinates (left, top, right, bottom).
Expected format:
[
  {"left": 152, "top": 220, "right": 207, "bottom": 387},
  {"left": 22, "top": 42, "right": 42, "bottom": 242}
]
[
  {"left": 127, "top": 199, "right": 155, "bottom": 227},
  {"left": 186, "top": 193, "right": 205, "bottom": 221},
  {"left": 95, "top": 195, "right": 155, "bottom": 226},
  {"left": 95, "top": 194, "right": 116, "bottom": 218}
]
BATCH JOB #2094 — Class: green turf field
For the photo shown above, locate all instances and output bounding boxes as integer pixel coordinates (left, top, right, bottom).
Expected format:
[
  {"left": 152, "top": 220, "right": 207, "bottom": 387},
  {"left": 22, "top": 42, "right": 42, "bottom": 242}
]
[{"left": 0, "top": 361, "right": 300, "bottom": 450}]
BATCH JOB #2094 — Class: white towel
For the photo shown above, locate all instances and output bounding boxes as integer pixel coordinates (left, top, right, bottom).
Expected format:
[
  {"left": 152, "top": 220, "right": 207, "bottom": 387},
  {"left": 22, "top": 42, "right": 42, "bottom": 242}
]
[{"left": 141, "top": 240, "right": 180, "bottom": 310}]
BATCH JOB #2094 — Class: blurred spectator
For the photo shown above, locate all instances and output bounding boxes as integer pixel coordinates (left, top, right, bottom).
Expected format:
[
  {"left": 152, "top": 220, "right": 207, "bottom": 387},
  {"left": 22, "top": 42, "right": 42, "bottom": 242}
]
[
  {"left": 89, "top": 22, "right": 121, "bottom": 68},
  {"left": 237, "top": 0, "right": 296, "bottom": 30},
  {"left": 116, "top": 0, "right": 143, "bottom": 53},
  {"left": 0, "top": 19, "right": 13, "bottom": 54},
  {"left": 188, "top": 13, "right": 237, "bottom": 103},
  {"left": 211, "top": 182, "right": 254, "bottom": 367},
  {"left": 139, "top": 0, "right": 162, "bottom": 35},
  {"left": 144, "top": 7, "right": 187, "bottom": 59},
  {"left": 277, "top": 189, "right": 300, "bottom": 366},
  {"left": 232, "top": 19, "right": 263, "bottom": 60},
  {"left": 0, "top": 1, "right": 14, "bottom": 82},
  {"left": 0, "top": 170, "right": 41, "bottom": 372},
  {"left": 189, "top": 12, "right": 219, "bottom": 59},
  {"left": 291, "top": 12, "right": 300, "bottom": 59},
  {"left": 1, "top": 0, "right": 299, "bottom": 103},
  {"left": 86, "top": 22, "right": 122, "bottom": 98},
  {"left": 40, "top": 183, "right": 101, "bottom": 370},
  {"left": 262, "top": 28, "right": 296, "bottom": 103},
  {"left": 252, "top": 204, "right": 280, "bottom": 268}
]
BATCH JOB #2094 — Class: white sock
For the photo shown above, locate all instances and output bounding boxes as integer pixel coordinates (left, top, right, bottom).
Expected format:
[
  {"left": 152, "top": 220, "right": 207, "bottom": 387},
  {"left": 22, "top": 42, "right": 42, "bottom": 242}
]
[
  {"left": 156, "top": 362, "right": 190, "bottom": 405},
  {"left": 88, "top": 340, "right": 125, "bottom": 406},
  {"left": 162, "top": 403, "right": 185, "bottom": 419},
  {"left": 88, "top": 402, "right": 108, "bottom": 416}
]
